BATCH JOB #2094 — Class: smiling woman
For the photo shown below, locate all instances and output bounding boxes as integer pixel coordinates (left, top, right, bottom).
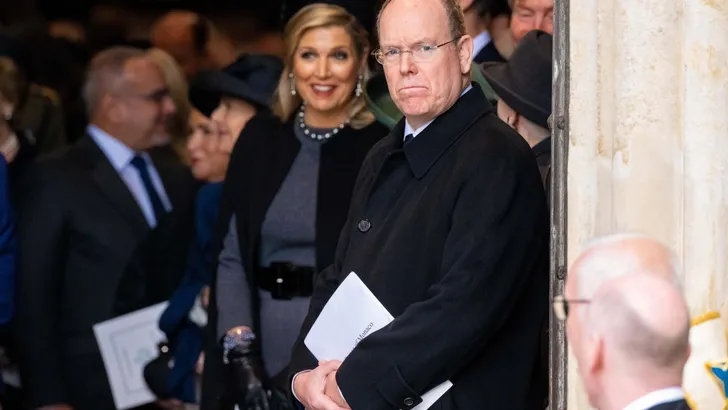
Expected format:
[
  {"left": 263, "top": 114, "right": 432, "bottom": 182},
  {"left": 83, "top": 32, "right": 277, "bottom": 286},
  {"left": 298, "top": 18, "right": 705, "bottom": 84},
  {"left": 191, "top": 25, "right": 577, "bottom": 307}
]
[{"left": 274, "top": 3, "right": 374, "bottom": 131}]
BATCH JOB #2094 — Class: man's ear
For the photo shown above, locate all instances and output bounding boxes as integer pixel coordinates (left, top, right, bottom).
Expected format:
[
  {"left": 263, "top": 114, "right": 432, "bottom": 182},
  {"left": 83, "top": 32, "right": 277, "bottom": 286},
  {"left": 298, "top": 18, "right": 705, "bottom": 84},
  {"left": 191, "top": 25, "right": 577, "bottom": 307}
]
[
  {"left": 457, "top": 35, "right": 474, "bottom": 74},
  {"left": 105, "top": 95, "right": 124, "bottom": 124},
  {"left": 586, "top": 335, "right": 605, "bottom": 377}
]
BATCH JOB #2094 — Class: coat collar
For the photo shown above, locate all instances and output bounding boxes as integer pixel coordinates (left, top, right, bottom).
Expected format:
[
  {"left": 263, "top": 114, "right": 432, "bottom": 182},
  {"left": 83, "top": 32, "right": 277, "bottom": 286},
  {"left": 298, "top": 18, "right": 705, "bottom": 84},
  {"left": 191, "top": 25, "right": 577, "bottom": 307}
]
[{"left": 386, "top": 84, "right": 493, "bottom": 179}]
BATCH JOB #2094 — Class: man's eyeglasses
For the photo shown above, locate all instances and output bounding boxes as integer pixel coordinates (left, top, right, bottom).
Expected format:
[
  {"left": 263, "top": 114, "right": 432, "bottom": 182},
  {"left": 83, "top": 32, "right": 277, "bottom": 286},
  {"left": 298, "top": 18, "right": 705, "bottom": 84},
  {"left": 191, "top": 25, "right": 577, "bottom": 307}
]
[
  {"left": 372, "top": 38, "right": 460, "bottom": 65},
  {"left": 552, "top": 295, "right": 590, "bottom": 320}
]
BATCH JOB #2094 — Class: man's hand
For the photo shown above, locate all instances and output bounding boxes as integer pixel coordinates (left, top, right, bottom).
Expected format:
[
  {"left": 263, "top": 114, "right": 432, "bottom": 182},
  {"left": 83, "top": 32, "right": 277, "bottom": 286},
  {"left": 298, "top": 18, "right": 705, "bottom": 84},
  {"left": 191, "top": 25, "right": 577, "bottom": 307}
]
[
  {"left": 293, "top": 361, "right": 347, "bottom": 410},
  {"left": 38, "top": 406, "right": 73, "bottom": 410},
  {"left": 324, "top": 371, "right": 349, "bottom": 409}
]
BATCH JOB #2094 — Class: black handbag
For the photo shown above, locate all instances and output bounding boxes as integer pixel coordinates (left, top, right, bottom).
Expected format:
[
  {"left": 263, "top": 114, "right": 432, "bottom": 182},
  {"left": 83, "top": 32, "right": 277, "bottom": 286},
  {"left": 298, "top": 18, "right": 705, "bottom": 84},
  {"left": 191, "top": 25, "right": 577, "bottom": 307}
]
[{"left": 143, "top": 341, "right": 174, "bottom": 399}]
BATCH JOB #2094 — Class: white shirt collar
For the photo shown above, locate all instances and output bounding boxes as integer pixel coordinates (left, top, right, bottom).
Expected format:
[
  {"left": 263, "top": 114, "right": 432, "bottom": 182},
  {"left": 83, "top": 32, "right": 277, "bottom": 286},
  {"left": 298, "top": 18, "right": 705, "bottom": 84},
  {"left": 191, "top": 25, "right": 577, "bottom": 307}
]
[
  {"left": 87, "top": 124, "right": 140, "bottom": 171},
  {"left": 623, "top": 387, "right": 684, "bottom": 410},
  {"left": 472, "top": 31, "right": 491, "bottom": 58},
  {"left": 404, "top": 84, "right": 473, "bottom": 141}
]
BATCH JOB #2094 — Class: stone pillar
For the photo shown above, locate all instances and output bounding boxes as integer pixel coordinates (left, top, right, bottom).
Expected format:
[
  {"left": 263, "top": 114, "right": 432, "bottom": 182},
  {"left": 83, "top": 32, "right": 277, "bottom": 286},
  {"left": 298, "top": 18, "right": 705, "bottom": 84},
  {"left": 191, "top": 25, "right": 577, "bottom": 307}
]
[{"left": 565, "top": 0, "right": 728, "bottom": 407}]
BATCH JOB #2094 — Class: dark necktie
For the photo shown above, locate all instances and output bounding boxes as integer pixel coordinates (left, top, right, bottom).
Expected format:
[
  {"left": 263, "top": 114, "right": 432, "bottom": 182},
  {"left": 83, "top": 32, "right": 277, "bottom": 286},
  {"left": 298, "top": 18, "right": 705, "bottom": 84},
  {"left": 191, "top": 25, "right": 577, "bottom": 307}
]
[
  {"left": 404, "top": 133, "right": 414, "bottom": 145},
  {"left": 130, "top": 155, "right": 166, "bottom": 225}
]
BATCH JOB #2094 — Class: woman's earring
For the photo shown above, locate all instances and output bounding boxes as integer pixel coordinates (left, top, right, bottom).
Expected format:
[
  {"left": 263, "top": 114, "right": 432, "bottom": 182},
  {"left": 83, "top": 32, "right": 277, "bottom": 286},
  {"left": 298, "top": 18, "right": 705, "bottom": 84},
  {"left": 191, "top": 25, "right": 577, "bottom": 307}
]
[
  {"left": 289, "top": 73, "right": 297, "bottom": 96},
  {"left": 355, "top": 74, "right": 363, "bottom": 98}
]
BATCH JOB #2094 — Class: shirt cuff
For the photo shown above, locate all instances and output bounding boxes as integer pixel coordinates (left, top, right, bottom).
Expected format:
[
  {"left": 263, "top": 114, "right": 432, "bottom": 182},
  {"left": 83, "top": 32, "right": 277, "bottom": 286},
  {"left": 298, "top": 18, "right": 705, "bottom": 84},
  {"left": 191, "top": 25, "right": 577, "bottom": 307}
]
[
  {"left": 338, "top": 386, "right": 347, "bottom": 405},
  {"left": 291, "top": 370, "right": 311, "bottom": 403}
]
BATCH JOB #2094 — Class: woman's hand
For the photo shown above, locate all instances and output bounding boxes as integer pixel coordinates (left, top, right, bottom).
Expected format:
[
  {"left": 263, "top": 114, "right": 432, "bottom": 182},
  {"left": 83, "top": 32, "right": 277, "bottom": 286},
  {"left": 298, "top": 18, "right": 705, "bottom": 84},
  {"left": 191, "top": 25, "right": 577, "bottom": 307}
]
[{"left": 200, "top": 286, "right": 210, "bottom": 309}]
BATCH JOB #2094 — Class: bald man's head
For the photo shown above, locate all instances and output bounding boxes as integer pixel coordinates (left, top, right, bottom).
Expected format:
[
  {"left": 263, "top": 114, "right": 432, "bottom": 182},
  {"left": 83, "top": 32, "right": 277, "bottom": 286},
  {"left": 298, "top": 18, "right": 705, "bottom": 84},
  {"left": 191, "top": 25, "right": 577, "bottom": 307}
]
[
  {"left": 590, "top": 274, "right": 690, "bottom": 369},
  {"left": 566, "top": 233, "right": 680, "bottom": 301},
  {"left": 150, "top": 10, "right": 214, "bottom": 78},
  {"left": 577, "top": 274, "right": 689, "bottom": 409},
  {"left": 563, "top": 234, "right": 686, "bottom": 408}
]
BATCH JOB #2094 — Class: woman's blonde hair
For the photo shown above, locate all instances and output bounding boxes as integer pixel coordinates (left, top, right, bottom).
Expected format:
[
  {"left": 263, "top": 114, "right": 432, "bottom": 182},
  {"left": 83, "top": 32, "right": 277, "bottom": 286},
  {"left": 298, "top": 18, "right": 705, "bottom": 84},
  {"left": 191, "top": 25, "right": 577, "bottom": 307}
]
[
  {"left": 273, "top": 3, "right": 375, "bottom": 129},
  {"left": 147, "top": 48, "right": 191, "bottom": 161}
]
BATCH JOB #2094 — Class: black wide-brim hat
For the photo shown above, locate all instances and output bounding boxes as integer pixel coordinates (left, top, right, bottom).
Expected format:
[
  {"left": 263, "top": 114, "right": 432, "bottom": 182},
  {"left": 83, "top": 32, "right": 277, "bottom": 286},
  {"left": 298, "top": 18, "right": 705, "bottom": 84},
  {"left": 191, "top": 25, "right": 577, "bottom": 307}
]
[
  {"left": 480, "top": 29, "right": 553, "bottom": 129},
  {"left": 189, "top": 53, "right": 283, "bottom": 117}
]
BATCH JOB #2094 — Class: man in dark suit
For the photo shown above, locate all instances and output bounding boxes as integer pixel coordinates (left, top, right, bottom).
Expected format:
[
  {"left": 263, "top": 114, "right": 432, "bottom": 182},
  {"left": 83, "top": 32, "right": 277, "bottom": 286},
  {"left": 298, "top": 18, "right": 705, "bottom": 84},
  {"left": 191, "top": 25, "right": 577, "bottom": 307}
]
[
  {"left": 15, "top": 46, "right": 194, "bottom": 410},
  {"left": 459, "top": 0, "right": 508, "bottom": 64},
  {"left": 559, "top": 235, "right": 690, "bottom": 410},
  {"left": 290, "top": 0, "right": 549, "bottom": 409}
]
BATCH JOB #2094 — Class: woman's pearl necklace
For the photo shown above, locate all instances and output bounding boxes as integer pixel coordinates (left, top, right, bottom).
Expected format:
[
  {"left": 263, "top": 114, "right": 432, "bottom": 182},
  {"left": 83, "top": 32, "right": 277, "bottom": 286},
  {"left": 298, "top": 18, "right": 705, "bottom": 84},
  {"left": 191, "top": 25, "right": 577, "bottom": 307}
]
[{"left": 297, "top": 105, "right": 349, "bottom": 141}]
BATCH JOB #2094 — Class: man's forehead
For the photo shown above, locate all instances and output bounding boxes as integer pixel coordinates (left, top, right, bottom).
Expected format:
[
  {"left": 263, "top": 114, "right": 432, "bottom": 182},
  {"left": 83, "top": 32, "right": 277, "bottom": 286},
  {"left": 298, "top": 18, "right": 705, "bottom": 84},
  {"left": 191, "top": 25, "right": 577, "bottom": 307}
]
[
  {"left": 123, "top": 58, "right": 164, "bottom": 89},
  {"left": 379, "top": 0, "right": 449, "bottom": 43},
  {"left": 514, "top": 0, "right": 554, "bottom": 10}
]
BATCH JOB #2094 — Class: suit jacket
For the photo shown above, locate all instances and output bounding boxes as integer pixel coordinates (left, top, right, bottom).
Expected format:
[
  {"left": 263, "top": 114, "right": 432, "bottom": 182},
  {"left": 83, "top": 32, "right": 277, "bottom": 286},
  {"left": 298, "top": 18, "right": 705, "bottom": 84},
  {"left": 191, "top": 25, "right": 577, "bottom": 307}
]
[
  {"left": 289, "top": 84, "right": 549, "bottom": 410},
  {"left": 199, "top": 113, "right": 387, "bottom": 409},
  {"left": 15, "top": 134, "right": 195, "bottom": 409}
]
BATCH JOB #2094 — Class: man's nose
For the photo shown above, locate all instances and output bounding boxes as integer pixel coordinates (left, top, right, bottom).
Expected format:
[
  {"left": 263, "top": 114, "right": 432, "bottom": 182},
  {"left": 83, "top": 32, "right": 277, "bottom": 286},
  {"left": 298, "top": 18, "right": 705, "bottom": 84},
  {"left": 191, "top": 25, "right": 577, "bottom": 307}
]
[
  {"left": 398, "top": 52, "right": 417, "bottom": 75},
  {"left": 534, "top": 15, "right": 547, "bottom": 31},
  {"left": 163, "top": 96, "right": 176, "bottom": 114}
]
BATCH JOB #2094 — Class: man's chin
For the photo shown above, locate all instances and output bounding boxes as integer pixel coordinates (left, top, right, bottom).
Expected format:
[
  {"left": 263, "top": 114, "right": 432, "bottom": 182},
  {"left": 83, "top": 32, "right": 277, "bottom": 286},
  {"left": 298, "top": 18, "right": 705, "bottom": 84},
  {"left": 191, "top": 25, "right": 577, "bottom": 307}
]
[
  {"left": 395, "top": 101, "right": 430, "bottom": 119},
  {"left": 150, "top": 133, "right": 172, "bottom": 147}
]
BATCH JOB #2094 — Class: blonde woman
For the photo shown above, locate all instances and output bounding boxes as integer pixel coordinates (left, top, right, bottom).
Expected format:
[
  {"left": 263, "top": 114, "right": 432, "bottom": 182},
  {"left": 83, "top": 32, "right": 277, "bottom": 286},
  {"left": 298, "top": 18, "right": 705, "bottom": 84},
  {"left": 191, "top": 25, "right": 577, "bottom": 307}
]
[
  {"left": 206, "top": 3, "right": 388, "bottom": 409},
  {"left": 147, "top": 47, "right": 192, "bottom": 164}
]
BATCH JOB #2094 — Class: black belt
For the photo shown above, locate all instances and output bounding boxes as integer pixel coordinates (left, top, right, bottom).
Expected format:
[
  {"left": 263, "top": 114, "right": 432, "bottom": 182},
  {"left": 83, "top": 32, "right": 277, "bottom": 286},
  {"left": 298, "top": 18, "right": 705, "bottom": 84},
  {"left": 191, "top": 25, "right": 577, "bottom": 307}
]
[{"left": 257, "top": 263, "right": 315, "bottom": 300}]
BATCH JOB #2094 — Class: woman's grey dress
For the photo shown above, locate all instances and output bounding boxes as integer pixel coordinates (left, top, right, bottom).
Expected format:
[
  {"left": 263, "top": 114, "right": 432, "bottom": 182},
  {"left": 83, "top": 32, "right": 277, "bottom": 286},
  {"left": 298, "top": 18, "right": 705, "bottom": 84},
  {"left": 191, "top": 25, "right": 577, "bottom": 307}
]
[{"left": 216, "top": 125, "right": 333, "bottom": 377}]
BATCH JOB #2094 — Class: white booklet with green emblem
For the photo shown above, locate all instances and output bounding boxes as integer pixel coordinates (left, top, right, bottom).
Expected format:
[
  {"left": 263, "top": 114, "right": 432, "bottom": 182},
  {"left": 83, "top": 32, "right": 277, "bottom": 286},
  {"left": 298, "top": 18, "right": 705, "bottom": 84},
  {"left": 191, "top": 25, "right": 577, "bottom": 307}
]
[{"left": 304, "top": 272, "right": 452, "bottom": 410}]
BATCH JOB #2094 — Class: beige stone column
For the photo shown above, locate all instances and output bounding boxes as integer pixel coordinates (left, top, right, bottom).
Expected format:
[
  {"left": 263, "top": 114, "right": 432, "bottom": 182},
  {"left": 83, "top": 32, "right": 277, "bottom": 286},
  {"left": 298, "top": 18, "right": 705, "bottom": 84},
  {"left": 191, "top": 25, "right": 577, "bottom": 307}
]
[{"left": 565, "top": 0, "right": 728, "bottom": 407}]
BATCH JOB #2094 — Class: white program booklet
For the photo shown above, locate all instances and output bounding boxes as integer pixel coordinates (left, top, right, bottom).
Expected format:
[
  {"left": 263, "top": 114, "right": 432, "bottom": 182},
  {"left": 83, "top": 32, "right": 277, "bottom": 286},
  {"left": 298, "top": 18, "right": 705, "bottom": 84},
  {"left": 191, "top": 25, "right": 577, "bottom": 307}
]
[
  {"left": 93, "top": 302, "right": 168, "bottom": 410},
  {"left": 304, "top": 272, "right": 452, "bottom": 410}
]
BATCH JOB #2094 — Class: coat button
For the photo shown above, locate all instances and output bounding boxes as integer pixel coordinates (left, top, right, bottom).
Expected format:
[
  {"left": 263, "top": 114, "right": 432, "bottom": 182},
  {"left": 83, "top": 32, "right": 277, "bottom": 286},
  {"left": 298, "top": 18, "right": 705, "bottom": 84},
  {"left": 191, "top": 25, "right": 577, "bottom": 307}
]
[
  {"left": 357, "top": 219, "right": 371, "bottom": 233},
  {"left": 404, "top": 398, "right": 415, "bottom": 407}
]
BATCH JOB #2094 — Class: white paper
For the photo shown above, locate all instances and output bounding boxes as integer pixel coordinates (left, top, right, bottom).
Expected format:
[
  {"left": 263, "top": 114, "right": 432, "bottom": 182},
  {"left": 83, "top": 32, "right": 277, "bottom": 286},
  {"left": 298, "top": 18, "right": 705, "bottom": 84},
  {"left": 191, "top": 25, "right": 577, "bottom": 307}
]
[
  {"left": 305, "top": 272, "right": 452, "bottom": 410},
  {"left": 93, "top": 302, "right": 169, "bottom": 410}
]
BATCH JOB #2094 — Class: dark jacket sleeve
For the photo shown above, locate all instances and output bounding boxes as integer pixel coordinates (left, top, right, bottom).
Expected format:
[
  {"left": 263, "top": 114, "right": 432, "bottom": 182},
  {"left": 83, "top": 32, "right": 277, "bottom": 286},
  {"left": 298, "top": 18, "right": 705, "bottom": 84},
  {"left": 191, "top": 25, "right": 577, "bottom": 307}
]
[
  {"left": 288, "top": 153, "right": 376, "bottom": 377},
  {"left": 15, "top": 165, "right": 70, "bottom": 407},
  {"left": 0, "top": 157, "right": 14, "bottom": 325},
  {"left": 335, "top": 148, "right": 548, "bottom": 410}
]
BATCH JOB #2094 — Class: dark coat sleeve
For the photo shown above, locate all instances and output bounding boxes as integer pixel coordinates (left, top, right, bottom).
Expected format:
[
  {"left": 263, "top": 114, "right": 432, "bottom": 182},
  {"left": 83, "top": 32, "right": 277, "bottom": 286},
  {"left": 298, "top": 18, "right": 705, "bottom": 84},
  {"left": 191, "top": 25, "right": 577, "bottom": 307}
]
[
  {"left": 335, "top": 147, "right": 548, "bottom": 409},
  {"left": 15, "top": 164, "right": 70, "bottom": 406},
  {"left": 0, "top": 157, "right": 14, "bottom": 325}
]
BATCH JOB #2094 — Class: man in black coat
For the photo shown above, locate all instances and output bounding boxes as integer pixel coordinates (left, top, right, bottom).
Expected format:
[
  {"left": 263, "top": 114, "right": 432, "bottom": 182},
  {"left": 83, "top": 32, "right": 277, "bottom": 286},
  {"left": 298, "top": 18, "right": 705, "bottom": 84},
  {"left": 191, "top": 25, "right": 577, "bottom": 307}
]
[
  {"left": 15, "top": 46, "right": 195, "bottom": 410},
  {"left": 289, "top": 0, "right": 549, "bottom": 409}
]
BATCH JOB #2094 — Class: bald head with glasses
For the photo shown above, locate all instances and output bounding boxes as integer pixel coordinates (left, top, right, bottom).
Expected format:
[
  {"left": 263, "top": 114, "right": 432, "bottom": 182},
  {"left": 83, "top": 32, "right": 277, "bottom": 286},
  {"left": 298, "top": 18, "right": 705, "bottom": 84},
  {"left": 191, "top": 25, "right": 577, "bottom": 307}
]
[
  {"left": 374, "top": 0, "right": 474, "bottom": 129},
  {"left": 558, "top": 233, "right": 690, "bottom": 410}
]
